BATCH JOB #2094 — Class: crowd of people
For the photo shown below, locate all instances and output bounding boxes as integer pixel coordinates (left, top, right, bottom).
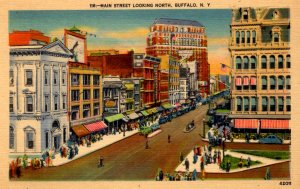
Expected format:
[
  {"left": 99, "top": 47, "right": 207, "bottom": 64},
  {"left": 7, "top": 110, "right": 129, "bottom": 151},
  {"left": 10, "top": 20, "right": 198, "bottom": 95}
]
[{"left": 156, "top": 169, "right": 198, "bottom": 181}]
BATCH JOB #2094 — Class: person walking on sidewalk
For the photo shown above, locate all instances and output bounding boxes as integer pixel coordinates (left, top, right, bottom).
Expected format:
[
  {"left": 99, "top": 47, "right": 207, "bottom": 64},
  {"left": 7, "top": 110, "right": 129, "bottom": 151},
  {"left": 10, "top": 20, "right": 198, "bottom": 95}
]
[
  {"left": 145, "top": 139, "right": 149, "bottom": 149},
  {"left": 168, "top": 134, "right": 171, "bottom": 143},
  {"left": 98, "top": 156, "right": 104, "bottom": 167},
  {"left": 185, "top": 158, "right": 190, "bottom": 171}
]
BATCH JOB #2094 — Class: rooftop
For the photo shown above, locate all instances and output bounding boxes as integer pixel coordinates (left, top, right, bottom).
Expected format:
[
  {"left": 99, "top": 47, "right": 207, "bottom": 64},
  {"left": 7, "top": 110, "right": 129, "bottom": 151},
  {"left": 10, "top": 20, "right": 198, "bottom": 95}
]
[{"left": 153, "top": 18, "right": 204, "bottom": 27}]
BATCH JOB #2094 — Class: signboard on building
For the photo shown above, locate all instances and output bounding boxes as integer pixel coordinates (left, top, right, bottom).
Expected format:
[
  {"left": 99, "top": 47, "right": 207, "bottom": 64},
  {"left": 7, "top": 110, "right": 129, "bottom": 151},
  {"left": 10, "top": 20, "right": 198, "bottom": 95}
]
[
  {"left": 104, "top": 99, "right": 118, "bottom": 113},
  {"left": 64, "top": 30, "right": 86, "bottom": 63}
]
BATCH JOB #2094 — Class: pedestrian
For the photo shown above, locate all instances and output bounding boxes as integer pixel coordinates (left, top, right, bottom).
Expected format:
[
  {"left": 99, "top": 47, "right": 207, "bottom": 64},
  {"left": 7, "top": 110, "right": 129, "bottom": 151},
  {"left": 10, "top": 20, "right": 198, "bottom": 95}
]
[
  {"left": 159, "top": 170, "right": 164, "bottom": 181},
  {"left": 98, "top": 156, "right": 104, "bottom": 167},
  {"left": 226, "top": 160, "right": 231, "bottom": 172},
  {"left": 168, "top": 134, "right": 171, "bottom": 143},
  {"left": 264, "top": 167, "right": 271, "bottom": 180},
  {"left": 185, "top": 158, "right": 190, "bottom": 171},
  {"left": 179, "top": 152, "right": 184, "bottom": 162},
  {"left": 145, "top": 139, "right": 149, "bottom": 149},
  {"left": 247, "top": 157, "right": 251, "bottom": 168}
]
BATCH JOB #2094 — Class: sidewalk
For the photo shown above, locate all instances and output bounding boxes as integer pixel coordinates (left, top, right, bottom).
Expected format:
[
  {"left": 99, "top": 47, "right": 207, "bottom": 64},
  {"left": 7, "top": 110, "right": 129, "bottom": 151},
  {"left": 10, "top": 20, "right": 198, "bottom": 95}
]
[
  {"left": 175, "top": 148, "right": 289, "bottom": 173},
  {"left": 52, "top": 129, "right": 139, "bottom": 166},
  {"left": 202, "top": 138, "right": 291, "bottom": 144}
]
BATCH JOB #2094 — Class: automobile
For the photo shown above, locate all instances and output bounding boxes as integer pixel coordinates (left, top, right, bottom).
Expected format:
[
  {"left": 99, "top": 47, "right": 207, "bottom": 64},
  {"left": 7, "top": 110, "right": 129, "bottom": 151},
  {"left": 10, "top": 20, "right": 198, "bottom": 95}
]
[
  {"left": 207, "top": 109, "right": 216, "bottom": 115},
  {"left": 258, "top": 135, "right": 283, "bottom": 144}
]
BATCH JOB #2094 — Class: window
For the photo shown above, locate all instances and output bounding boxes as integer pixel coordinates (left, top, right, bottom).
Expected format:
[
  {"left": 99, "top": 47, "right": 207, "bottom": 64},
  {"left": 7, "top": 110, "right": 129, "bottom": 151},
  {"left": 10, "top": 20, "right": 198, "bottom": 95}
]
[
  {"left": 71, "top": 90, "right": 79, "bottom": 101},
  {"left": 243, "top": 10, "right": 248, "bottom": 20},
  {"left": 93, "top": 75, "right": 100, "bottom": 85},
  {"left": 286, "top": 55, "right": 290, "bottom": 68},
  {"left": 278, "top": 55, "right": 283, "bottom": 69},
  {"left": 104, "top": 89, "right": 110, "bottom": 98},
  {"left": 236, "top": 56, "right": 242, "bottom": 69},
  {"left": 93, "top": 89, "right": 99, "bottom": 99},
  {"left": 26, "top": 96, "right": 33, "bottom": 112},
  {"left": 261, "top": 76, "right": 267, "bottom": 90},
  {"left": 270, "top": 55, "right": 275, "bottom": 69},
  {"left": 251, "top": 97, "right": 257, "bottom": 111},
  {"left": 112, "top": 89, "right": 118, "bottom": 97},
  {"left": 9, "top": 126, "right": 14, "bottom": 149},
  {"left": 71, "top": 74, "right": 80, "bottom": 86},
  {"left": 44, "top": 95, "right": 49, "bottom": 112},
  {"left": 270, "top": 76, "right": 276, "bottom": 90},
  {"left": 246, "top": 31, "right": 250, "bottom": 43},
  {"left": 286, "top": 96, "right": 291, "bottom": 112},
  {"left": 44, "top": 71, "right": 49, "bottom": 85},
  {"left": 83, "top": 90, "right": 90, "bottom": 100},
  {"left": 243, "top": 77, "right": 249, "bottom": 90},
  {"left": 251, "top": 56, "right": 256, "bottom": 69},
  {"left": 62, "top": 95, "right": 66, "bottom": 109},
  {"left": 62, "top": 72, "right": 66, "bottom": 85},
  {"left": 10, "top": 97, "right": 13, "bottom": 112},
  {"left": 262, "top": 97, "right": 268, "bottom": 111},
  {"left": 250, "top": 77, "right": 256, "bottom": 90},
  {"left": 278, "top": 97, "right": 284, "bottom": 111},
  {"left": 83, "top": 104, "right": 90, "bottom": 118},
  {"left": 53, "top": 71, "right": 58, "bottom": 85},
  {"left": 274, "top": 33, "right": 279, "bottom": 42},
  {"left": 252, "top": 31, "right": 256, "bottom": 43},
  {"left": 83, "top": 75, "right": 90, "bottom": 85},
  {"left": 270, "top": 96, "right": 276, "bottom": 111},
  {"left": 286, "top": 76, "right": 291, "bottom": 89},
  {"left": 243, "top": 56, "right": 249, "bottom": 69},
  {"left": 244, "top": 97, "right": 249, "bottom": 111},
  {"left": 71, "top": 106, "right": 79, "bottom": 120},
  {"left": 25, "top": 70, "right": 33, "bottom": 85},
  {"left": 278, "top": 76, "right": 284, "bottom": 90},
  {"left": 94, "top": 103, "right": 99, "bottom": 116},
  {"left": 54, "top": 95, "right": 59, "bottom": 110},
  {"left": 45, "top": 131, "right": 49, "bottom": 149},
  {"left": 24, "top": 127, "right": 35, "bottom": 150},
  {"left": 237, "top": 97, "right": 242, "bottom": 111},
  {"left": 10, "top": 70, "right": 14, "bottom": 85},
  {"left": 241, "top": 31, "right": 245, "bottom": 43},
  {"left": 261, "top": 56, "right": 267, "bottom": 69}
]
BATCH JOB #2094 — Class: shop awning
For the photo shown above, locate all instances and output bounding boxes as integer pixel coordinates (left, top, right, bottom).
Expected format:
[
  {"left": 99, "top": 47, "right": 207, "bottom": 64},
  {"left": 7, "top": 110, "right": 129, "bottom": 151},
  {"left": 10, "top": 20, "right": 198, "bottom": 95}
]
[
  {"left": 138, "top": 113, "right": 143, "bottom": 117},
  {"left": 125, "top": 83, "right": 134, "bottom": 90},
  {"left": 175, "top": 103, "right": 182, "bottom": 108},
  {"left": 162, "top": 102, "right": 173, "bottom": 109},
  {"left": 261, "top": 119, "right": 290, "bottom": 129},
  {"left": 147, "top": 108, "right": 158, "bottom": 114},
  {"left": 141, "top": 110, "right": 149, "bottom": 116},
  {"left": 156, "top": 106, "right": 164, "bottom": 112},
  {"left": 234, "top": 119, "right": 258, "bottom": 129},
  {"left": 105, "top": 113, "right": 125, "bottom": 123},
  {"left": 122, "top": 116, "right": 130, "bottom": 122},
  {"left": 128, "top": 112, "right": 139, "bottom": 120},
  {"left": 146, "top": 109, "right": 153, "bottom": 115},
  {"left": 71, "top": 125, "right": 90, "bottom": 138},
  {"left": 84, "top": 121, "right": 108, "bottom": 133}
]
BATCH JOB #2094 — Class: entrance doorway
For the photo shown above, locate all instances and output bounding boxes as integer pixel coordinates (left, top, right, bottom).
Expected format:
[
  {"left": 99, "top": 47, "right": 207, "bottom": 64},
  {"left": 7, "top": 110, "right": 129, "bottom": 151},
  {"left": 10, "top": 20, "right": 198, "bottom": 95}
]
[{"left": 53, "top": 135, "right": 61, "bottom": 150}]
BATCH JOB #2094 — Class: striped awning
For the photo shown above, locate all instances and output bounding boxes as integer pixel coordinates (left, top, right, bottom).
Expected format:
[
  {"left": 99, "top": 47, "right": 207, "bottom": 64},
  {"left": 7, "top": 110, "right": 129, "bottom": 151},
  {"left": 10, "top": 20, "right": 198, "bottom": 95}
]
[
  {"left": 234, "top": 119, "right": 258, "bottom": 129},
  {"left": 243, "top": 77, "right": 249, "bottom": 85},
  {"left": 156, "top": 106, "right": 164, "bottom": 112},
  {"left": 162, "top": 102, "right": 173, "bottom": 109},
  {"left": 235, "top": 78, "right": 242, "bottom": 86},
  {"left": 141, "top": 110, "right": 149, "bottom": 116},
  {"left": 84, "top": 121, "right": 107, "bottom": 133},
  {"left": 261, "top": 119, "right": 289, "bottom": 129}
]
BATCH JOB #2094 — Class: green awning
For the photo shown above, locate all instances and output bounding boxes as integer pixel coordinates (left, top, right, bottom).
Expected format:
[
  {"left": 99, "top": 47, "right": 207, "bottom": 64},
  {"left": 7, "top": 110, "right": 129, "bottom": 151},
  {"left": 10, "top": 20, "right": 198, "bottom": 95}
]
[
  {"left": 141, "top": 110, "right": 149, "bottom": 116},
  {"left": 146, "top": 109, "right": 153, "bottom": 115},
  {"left": 162, "top": 103, "right": 173, "bottom": 109},
  {"left": 125, "top": 98, "right": 134, "bottom": 103},
  {"left": 125, "top": 83, "right": 134, "bottom": 90},
  {"left": 105, "top": 114, "right": 124, "bottom": 123}
]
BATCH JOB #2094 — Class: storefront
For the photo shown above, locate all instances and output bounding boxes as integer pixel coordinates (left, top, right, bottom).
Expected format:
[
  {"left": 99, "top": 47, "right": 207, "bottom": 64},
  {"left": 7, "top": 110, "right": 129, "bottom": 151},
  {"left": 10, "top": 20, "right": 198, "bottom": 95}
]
[{"left": 104, "top": 113, "right": 124, "bottom": 134}]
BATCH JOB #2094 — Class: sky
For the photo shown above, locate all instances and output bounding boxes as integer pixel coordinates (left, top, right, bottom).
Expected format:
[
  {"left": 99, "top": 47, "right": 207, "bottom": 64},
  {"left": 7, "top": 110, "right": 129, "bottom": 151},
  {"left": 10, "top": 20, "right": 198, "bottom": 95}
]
[{"left": 9, "top": 9, "right": 232, "bottom": 74}]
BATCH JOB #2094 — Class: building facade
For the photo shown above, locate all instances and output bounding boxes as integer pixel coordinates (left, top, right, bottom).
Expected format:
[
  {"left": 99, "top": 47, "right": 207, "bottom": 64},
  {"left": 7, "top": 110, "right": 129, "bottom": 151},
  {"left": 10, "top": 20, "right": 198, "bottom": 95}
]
[
  {"left": 146, "top": 18, "right": 210, "bottom": 97},
  {"left": 229, "top": 8, "right": 291, "bottom": 132},
  {"left": 9, "top": 40, "right": 72, "bottom": 156}
]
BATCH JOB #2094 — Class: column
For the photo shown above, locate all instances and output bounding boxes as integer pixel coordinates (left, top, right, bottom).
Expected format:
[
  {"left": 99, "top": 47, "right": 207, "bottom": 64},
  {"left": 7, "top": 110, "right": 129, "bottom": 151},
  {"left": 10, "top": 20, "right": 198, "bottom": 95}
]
[
  {"left": 50, "top": 64, "right": 54, "bottom": 111},
  {"left": 36, "top": 62, "right": 41, "bottom": 113}
]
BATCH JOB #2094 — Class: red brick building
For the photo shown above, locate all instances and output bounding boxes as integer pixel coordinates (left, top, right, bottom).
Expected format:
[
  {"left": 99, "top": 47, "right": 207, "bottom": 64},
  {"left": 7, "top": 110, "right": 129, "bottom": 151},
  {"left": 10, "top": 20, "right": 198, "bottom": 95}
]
[
  {"left": 146, "top": 18, "right": 210, "bottom": 97},
  {"left": 9, "top": 30, "right": 50, "bottom": 46},
  {"left": 159, "top": 70, "right": 169, "bottom": 103}
]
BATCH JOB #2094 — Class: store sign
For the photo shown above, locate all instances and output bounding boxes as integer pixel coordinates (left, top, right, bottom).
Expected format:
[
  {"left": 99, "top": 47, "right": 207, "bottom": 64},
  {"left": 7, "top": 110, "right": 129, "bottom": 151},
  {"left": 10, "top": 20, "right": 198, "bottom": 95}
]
[
  {"left": 65, "top": 33, "right": 85, "bottom": 63},
  {"left": 104, "top": 99, "right": 117, "bottom": 108}
]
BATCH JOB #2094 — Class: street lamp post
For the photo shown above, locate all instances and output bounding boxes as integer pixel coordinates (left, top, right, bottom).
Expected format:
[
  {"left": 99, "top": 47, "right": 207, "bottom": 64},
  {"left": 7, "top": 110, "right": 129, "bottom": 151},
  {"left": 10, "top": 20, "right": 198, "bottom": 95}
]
[{"left": 203, "top": 118, "right": 206, "bottom": 139}]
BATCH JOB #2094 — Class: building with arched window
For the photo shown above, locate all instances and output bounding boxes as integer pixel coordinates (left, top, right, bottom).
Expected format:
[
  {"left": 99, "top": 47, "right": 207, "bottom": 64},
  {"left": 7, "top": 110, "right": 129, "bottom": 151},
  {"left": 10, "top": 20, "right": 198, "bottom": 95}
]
[
  {"left": 229, "top": 8, "right": 290, "bottom": 135},
  {"left": 9, "top": 31, "right": 72, "bottom": 156}
]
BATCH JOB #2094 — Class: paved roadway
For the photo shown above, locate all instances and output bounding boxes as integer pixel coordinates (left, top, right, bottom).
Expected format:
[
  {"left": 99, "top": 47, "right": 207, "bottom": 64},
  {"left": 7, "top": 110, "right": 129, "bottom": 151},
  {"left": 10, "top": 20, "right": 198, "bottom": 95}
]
[{"left": 15, "top": 104, "right": 290, "bottom": 180}]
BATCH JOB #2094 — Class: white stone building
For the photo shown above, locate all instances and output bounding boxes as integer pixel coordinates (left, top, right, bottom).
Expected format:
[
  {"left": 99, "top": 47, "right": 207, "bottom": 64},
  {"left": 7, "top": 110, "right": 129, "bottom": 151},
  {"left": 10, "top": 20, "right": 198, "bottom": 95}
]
[{"left": 9, "top": 40, "right": 72, "bottom": 156}]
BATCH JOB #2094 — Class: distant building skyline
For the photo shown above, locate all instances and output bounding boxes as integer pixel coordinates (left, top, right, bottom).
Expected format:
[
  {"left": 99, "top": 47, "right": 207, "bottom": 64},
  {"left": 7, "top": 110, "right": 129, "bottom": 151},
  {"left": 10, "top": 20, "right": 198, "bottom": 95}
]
[{"left": 9, "top": 9, "right": 232, "bottom": 75}]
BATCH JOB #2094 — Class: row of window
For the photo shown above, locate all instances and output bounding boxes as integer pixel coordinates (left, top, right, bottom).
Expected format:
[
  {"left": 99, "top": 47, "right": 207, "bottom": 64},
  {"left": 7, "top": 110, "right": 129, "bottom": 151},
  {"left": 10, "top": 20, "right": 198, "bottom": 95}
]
[
  {"left": 9, "top": 126, "right": 67, "bottom": 150},
  {"left": 158, "top": 37, "right": 202, "bottom": 47},
  {"left": 71, "top": 74, "right": 100, "bottom": 86},
  {"left": 71, "top": 103, "right": 100, "bottom": 120},
  {"left": 235, "top": 30, "right": 256, "bottom": 44},
  {"left": 152, "top": 26, "right": 204, "bottom": 33},
  {"left": 71, "top": 89, "right": 100, "bottom": 102},
  {"left": 10, "top": 69, "right": 67, "bottom": 86},
  {"left": 235, "top": 75, "right": 291, "bottom": 90},
  {"left": 9, "top": 95, "right": 67, "bottom": 113},
  {"left": 236, "top": 96, "right": 291, "bottom": 112},
  {"left": 235, "top": 54, "right": 291, "bottom": 70}
]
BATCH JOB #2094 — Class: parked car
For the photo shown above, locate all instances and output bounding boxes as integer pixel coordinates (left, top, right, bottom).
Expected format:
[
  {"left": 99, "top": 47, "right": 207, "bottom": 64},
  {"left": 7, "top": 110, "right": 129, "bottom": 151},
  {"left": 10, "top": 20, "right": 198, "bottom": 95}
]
[
  {"left": 207, "top": 109, "right": 215, "bottom": 116},
  {"left": 258, "top": 135, "right": 283, "bottom": 144}
]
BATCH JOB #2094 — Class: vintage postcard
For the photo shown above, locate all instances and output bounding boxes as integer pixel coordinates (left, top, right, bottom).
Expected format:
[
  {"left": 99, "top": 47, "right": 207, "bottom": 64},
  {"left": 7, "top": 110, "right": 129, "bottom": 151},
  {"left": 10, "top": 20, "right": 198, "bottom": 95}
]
[{"left": 1, "top": 0, "right": 299, "bottom": 188}]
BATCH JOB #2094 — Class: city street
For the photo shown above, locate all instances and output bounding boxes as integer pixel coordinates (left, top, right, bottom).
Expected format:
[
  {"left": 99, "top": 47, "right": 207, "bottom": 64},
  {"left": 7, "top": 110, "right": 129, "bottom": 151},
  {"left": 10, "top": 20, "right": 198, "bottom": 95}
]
[{"left": 15, "top": 104, "right": 290, "bottom": 181}]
